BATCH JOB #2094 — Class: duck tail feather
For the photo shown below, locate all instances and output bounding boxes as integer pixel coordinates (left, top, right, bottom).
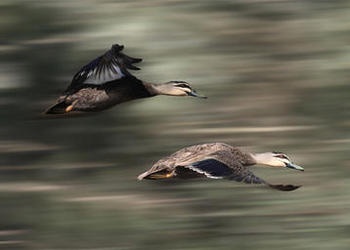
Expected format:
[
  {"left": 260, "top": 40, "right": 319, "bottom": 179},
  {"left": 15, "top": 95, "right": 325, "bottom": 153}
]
[{"left": 45, "top": 101, "right": 70, "bottom": 114}]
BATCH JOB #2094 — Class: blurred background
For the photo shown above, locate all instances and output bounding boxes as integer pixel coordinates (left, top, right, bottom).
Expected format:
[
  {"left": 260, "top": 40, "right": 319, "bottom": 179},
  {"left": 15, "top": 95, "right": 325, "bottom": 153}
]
[{"left": 1, "top": 0, "right": 350, "bottom": 249}]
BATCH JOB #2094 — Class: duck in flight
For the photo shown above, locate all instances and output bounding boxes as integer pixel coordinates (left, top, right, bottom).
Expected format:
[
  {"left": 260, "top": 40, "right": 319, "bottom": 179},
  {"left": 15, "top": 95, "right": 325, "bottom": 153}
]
[
  {"left": 138, "top": 143, "right": 304, "bottom": 191},
  {"left": 45, "top": 44, "right": 206, "bottom": 114}
]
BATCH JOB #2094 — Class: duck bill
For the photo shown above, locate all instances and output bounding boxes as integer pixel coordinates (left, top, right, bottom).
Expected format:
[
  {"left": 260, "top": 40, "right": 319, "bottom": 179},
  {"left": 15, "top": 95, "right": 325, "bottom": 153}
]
[
  {"left": 286, "top": 162, "right": 304, "bottom": 171},
  {"left": 188, "top": 90, "right": 207, "bottom": 99}
]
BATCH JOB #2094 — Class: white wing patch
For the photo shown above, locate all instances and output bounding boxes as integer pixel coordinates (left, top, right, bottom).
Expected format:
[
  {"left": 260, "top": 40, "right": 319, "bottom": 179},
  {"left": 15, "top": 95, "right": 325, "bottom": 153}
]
[{"left": 185, "top": 165, "right": 223, "bottom": 179}]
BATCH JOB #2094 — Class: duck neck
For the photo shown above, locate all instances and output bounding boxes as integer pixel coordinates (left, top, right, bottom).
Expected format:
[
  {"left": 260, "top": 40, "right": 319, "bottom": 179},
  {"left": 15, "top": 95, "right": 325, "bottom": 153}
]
[
  {"left": 142, "top": 82, "right": 163, "bottom": 96},
  {"left": 249, "top": 153, "right": 271, "bottom": 166},
  {"left": 229, "top": 147, "right": 256, "bottom": 166},
  {"left": 143, "top": 82, "right": 184, "bottom": 97},
  {"left": 243, "top": 153, "right": 258, "bottom": 166}
]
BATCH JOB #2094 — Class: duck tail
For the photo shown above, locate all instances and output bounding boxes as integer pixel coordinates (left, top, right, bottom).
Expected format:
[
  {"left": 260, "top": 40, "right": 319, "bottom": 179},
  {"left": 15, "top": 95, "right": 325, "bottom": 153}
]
[
  {"left": 137, "top": 170, "right": 174, "bottom": 180},
  {"left": 45, "top": 101, "right": 70, "bottom": 114}
]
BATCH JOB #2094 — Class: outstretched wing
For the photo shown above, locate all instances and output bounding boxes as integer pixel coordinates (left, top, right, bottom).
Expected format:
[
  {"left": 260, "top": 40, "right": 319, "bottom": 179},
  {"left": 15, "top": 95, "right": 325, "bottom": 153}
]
[
  {"left": 176, "top": 158, "right": 301, "bottom": 191},
  {"left": 69, "top": 44, "right": 142, "bottom": 88},
  {"left": 176, "top": 158, "right": 265, "bottom": 184}
]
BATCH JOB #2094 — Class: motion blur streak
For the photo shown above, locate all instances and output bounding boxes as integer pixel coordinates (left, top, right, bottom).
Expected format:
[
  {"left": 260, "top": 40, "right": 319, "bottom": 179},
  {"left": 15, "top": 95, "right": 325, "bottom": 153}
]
[{"left": 0, "top": 0, "right": 350, "bottom": 249}]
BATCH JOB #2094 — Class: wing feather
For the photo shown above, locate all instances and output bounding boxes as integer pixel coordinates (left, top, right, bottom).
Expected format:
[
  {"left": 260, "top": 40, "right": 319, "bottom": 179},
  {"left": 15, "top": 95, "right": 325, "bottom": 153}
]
[
  {"left": 176, "top": 158, "right": 266, "bottom": 185},
  {"left": 188, "top": 159, "right": 233, "bottom": 179},
  {"left": 70, "top": 44, "right": 142, "bottom": 87}
]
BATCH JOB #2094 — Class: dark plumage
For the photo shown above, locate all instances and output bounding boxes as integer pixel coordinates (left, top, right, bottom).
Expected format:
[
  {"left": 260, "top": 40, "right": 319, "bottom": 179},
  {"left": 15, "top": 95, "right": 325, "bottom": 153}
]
[
  {"left": 45, "top": 44, "right": 205, "bottom": 114},
  {"left": 138, "top": 143, "right": 304, "bottom": 191}
]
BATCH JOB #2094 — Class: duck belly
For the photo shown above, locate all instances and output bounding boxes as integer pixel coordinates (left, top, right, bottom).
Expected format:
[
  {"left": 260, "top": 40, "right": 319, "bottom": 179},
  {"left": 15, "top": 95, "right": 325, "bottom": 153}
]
[{"left": 65, "top": 88, "right": 120, "bottom": 111}]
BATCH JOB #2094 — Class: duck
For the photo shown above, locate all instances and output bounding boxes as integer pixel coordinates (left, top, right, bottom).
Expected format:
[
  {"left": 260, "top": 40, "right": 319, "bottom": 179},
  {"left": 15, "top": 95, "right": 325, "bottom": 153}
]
[
  {"left": 45, "top": 44, "right": 206, "bottom": 114},
  {"left": 137, "top": 142, "right": 304, "bottom": 191}
]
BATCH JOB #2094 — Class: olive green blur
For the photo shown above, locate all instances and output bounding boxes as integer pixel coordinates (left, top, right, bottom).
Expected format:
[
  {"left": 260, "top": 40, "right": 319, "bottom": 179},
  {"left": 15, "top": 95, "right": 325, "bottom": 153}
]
[{"left": 1, "top": 0, "right": 350, "bottom": 249}]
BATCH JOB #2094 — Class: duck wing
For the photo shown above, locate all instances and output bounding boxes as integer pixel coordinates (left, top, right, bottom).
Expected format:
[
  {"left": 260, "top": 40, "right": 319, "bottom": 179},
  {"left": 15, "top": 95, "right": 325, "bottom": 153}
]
[
  {"left": 176, "top": 158, "right": 264, "bottom": 183},
  {"left": 177, "top": 158, "right": 300, "bottom": 191},
  {"left": 68, "top": 44, "right": 142, "bottom": 89}
]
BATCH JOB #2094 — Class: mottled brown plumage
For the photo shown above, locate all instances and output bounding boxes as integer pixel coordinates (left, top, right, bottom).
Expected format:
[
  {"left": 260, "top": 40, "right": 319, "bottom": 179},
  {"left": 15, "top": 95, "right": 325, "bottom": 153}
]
[
  {"left": 138, "top": 143, "right": 304, "bottom": 191},
  {"left": 45, "top": 44, "right": 205, "bottom": 114}
]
